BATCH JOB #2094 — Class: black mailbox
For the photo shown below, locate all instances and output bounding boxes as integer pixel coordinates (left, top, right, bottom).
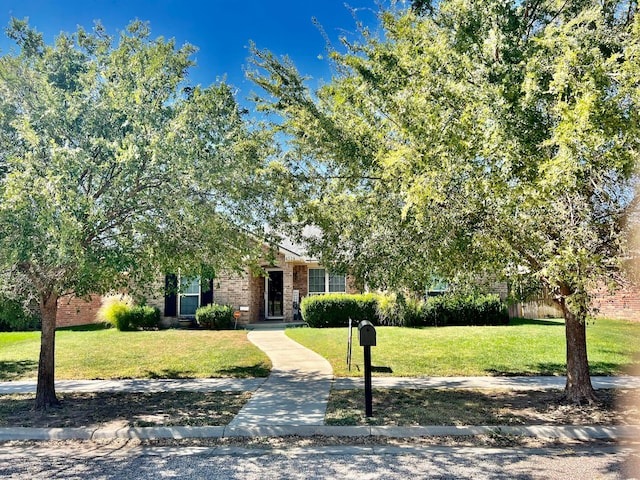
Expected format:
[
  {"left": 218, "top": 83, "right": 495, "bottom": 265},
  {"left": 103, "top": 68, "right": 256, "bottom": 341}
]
[{"left": 358, "top": 320, "right": 376, "bottom": 347}]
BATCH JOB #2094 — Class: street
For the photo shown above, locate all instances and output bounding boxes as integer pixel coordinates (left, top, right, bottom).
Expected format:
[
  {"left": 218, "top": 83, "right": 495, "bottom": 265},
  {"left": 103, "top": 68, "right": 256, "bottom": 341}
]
[{"left": 0, "top": 443, "right": 637, "bottom": 479}]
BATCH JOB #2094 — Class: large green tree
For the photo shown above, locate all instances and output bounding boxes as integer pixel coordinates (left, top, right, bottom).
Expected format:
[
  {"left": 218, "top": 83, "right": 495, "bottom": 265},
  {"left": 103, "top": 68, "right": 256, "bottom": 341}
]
[
  {"left": 250, "top": 0, "right": 640, "bottom": 402},
  {"left": 0, "top": 20, "right": 271, "bottom": 408}
]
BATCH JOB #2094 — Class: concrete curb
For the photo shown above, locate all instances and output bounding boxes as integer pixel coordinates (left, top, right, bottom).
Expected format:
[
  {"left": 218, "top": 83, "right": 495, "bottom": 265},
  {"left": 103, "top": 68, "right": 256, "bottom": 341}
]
[{"left": 1, "top": 424, "right": 637, "bottom": 442}]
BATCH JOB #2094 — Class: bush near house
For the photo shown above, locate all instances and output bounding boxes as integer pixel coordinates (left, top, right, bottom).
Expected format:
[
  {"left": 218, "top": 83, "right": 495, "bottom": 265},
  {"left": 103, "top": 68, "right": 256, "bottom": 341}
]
[
  {"left": 302, "top": 292, "right": 508, "bottom": 328},
  {"left": 0, "top": 296, "right": 40, "bottom": 332},
  {"left": 301, "top": 293, "right": 379, "bottom": 328},
  {"left": 196, "top": 304, "right": 234, "bottom": 330},
  {"left": 421, "top": 293, "right": 509, "bottom": 327},
  {"left": 376, "top": 293, "right": 424, "bottom": 327},
  {"left": 123, "top": 306, "right": 161, "bottom": 330},
  {"left": 97, "top": 295, "right": 160, "bottom": 331}
]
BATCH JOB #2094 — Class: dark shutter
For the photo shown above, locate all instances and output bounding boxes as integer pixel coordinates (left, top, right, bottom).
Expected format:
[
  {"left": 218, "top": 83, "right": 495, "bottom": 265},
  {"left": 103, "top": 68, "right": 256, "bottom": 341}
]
[
  {"left": 201, "top": 278, "right": 214, "bottom": 306},
  {"left": 164, "top": 274, "right": 178, "bottom": 317}
]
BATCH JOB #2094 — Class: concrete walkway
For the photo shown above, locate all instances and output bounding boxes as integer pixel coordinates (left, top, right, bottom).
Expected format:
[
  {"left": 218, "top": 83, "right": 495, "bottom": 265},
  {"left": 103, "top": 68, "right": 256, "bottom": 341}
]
[
  {"left": 0, "top": 378, "right": 265, "bottom": 395},
  {"left": 2, "top": 375, "right": 638, "bottom": 395},
  {"left": 228, "top": 330, "right": 333, "bottom": 427}
]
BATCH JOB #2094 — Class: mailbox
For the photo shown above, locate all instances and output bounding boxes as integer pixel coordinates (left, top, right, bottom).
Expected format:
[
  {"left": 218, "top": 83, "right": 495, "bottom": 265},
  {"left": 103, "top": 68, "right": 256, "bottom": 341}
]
[{"left": 358, "top": 320, "right": 376, "bottom": 347}]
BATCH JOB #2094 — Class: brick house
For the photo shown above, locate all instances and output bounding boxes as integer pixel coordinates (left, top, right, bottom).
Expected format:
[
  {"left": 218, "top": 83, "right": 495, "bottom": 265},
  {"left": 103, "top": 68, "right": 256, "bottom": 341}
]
[
  {"left": 56, "top": 240, "right": 358, "bottom": 328},
  {"left": 149, "top": 242, "right": 359, "bottom": 327}
]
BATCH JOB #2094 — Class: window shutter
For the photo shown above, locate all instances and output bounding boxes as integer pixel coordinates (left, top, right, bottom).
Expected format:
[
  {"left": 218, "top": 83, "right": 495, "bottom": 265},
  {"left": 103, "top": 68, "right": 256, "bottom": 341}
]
[
  {"left": 164, "top": 274, "right": 177, "bottom": 317},
  {"left": 201, "top": 278, "right": 214, "bottom": 306}
]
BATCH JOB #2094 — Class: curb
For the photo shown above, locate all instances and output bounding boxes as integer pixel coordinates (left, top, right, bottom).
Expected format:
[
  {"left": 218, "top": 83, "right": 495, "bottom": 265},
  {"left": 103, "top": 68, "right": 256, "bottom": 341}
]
[{"left": 0, "top": 424, "right": 637, "bottom": 442}]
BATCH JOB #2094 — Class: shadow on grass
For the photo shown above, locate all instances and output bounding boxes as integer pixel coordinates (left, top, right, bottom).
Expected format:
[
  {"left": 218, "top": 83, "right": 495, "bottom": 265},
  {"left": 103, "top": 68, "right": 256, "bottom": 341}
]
[
  {"left": 508, "top": 318, "right": 564, "bottom": 327},
  {"left": 0, "top": 360, "right": 38, "bottom": 381},
  {"left": 485, "top": 362, "right": 566, "bottom": 376},
  {"left": 371, "top": 366, "right": 393, "bottom": 374},
  {"left": 144, "top": 369, "right": 196, "bottom": 379},
  {"left": 57, "top": 323, "right": 111, "bottom": 332},
  {"left": 486, "top": 361, "right": 628, "bottom": 377},
  {"left": 218, "top": 365, "right": 271, "bottom": 378},
  {"left": 145, "top": 365, "right": 272, "bottom": 379},
  {"left": 589, "top": 361, "right": 635, "bottom": 376}
]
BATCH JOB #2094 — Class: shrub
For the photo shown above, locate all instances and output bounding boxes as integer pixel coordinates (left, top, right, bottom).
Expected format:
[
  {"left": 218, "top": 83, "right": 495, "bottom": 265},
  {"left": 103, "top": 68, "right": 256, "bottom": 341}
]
[
  {"left": 98, "top": 295, "right": 134, "bottom": 327},
  {"left": 375, "top": 293, "right": 401, "bottom": 326},
  {"left": 196, "top": 304, "right": 235, "bottom": 330},
  {"left": 126, "top": 305, "right": 160, "bottom": 330},
  {"left": 0, "top": 296, "right": 40, "bottom": 332},
  {"left": 98, "top": 295, "right": 159, "bottom": 331},
  {"left": 375, "top": 293, "right": 426, "bottom": 327},
  {"left": 422, "top": 293, "right": 508, "bottom": 327},
  {"left": 301, "top": 293, "right": 379, "bottom": 328},
  {"left": 397, "top": 294, "right": 425, "bottom": 327}
]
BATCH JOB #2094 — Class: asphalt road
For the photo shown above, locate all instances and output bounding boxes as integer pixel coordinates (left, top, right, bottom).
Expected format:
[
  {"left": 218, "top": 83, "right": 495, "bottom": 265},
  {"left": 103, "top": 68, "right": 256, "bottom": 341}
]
[{"left": 0, "top": 444, "right": 637, "bottom": 479}]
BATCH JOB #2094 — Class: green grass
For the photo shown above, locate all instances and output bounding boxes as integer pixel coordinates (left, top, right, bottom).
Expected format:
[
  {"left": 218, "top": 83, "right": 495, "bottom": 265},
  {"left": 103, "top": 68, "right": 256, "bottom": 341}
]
[
  {"left": 0, "top": 328, "right": 271, "bottom": 381},
  {"left": 287, "top": 318, "right": 640, "bottom": 377}
]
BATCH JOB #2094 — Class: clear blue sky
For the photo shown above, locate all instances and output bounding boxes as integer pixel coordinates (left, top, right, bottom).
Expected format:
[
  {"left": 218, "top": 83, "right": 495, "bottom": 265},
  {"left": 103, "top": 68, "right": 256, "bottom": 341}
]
[{"left": 0, "top": 0, "right": 381, "bottom": 106}]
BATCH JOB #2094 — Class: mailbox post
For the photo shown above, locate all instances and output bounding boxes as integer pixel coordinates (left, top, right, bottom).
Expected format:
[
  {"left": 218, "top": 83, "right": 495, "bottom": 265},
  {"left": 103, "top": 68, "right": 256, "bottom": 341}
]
[{"left": 358, "top": 320, "right": 376, "bottom": 417}]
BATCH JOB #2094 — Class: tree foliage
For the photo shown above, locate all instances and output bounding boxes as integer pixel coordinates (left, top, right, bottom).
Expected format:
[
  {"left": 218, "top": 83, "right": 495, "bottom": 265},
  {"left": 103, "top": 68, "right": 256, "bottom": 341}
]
[
  {"left": 250, "top": 0, "right": 640, "bottom": 402},
  {"left": 0, "top": 19, "right": 272, "bottom": 408}
]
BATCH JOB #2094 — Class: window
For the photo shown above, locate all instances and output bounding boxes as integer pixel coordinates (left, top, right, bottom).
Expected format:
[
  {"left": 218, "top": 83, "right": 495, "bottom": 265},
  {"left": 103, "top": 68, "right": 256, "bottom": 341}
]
[
  {"left": 309, "top": 268, "right": 346, "bottom": 295},
  {"left": 309, "top": 268, "right": 327, "bottom": 294},
  {"left": 329, "top": 272, "right": 346, "bottom": 292},
  {"left": 179, "top": 276, "right": 200, "bottom": 317},
  {"left": 427, "top": 277, "right": 449, "bottom": 296}
]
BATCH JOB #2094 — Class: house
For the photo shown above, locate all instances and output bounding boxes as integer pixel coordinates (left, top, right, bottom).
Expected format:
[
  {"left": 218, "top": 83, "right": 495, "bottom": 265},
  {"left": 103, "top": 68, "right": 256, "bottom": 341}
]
[
  {"left": 56, "top": 240, "right": 359, "bottom": 328},
  {"left": 147, "top": 241, "right": 360, "bottom": 327}
]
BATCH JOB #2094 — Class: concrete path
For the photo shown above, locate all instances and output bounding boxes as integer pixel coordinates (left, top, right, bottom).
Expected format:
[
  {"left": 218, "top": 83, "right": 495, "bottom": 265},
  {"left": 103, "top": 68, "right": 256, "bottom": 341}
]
[
  {"left": 2, "top": 375, "right": 638, "bottom": 395},
  {"left": 228, "top": 330, "right": 333, "bottom": 427},
  {"left": 0, "top": 378, "right": 265, "bottom": 395}
]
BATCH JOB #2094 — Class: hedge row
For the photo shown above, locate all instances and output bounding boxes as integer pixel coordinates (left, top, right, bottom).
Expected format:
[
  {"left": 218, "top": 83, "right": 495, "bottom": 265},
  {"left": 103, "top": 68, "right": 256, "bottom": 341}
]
[
  {"left": 300, "top": 292, "right": 508, "bottom": 328},
  {"left": 300, "top": 293, "right": 379, "bottom": 328},
  {"left": 421, "top": 294, "right": 509, "bottom": 327}
]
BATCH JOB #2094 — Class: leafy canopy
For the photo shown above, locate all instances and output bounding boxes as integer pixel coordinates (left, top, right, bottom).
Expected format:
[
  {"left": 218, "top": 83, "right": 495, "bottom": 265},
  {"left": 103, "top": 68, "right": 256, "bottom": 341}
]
[
  {"left": 250, "top": 1, "right": 640, "bottom": 309},
  {"left": 0, "top": 19, "right": 272, "bottom": 302}
]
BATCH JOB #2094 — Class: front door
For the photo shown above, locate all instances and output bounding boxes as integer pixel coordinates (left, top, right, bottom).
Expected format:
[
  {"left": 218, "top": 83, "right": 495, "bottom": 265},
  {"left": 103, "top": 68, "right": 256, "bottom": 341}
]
[{"left": 265, "top": 270, "right": 284, "bottom": 319}]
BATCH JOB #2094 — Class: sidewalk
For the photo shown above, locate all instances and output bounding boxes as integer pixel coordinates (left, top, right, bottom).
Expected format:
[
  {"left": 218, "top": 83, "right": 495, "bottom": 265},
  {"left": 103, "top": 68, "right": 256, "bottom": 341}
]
[
  {"left": 0, "top": 328, "right": 638, "bottom": 442},
  {"left": 3, "top": 375, "right": 638, "bottom": 395},
  {"left": 229, "top": 329, "right": 333, "bottom": 427}
]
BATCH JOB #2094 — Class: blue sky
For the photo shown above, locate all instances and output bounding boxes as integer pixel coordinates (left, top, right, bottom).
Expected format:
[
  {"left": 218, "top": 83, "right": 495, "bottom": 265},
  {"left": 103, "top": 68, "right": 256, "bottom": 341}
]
[{"left": 0, "top": 0, "right": 381, "bottom": 106}]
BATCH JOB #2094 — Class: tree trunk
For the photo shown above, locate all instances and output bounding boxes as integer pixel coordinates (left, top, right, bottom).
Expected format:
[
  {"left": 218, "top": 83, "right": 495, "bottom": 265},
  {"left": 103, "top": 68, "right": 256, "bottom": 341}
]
[
  {"left": 557, "top": 294, "right": 598, "bottom": 404},
  {"left": 35, "top": 291, "right": 60, "bottom": 410}
]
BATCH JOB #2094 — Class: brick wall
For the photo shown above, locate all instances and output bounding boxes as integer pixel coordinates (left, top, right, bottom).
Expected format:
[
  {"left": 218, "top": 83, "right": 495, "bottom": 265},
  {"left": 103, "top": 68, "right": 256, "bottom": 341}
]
[
  {"left": 56, "top": 294, "right": 103, "bottom": 328},
  {"left": 346, "top": 275, "right": 360, "bottom": 294},
  {"left": 214, "top": 271, "right": 253, "bottom": 324},
  {"left": 293, "top": 266, "right": 308, "bottom": 297},
  {"left": 591, "top": 284, "right": 640, "bottom": 321}
]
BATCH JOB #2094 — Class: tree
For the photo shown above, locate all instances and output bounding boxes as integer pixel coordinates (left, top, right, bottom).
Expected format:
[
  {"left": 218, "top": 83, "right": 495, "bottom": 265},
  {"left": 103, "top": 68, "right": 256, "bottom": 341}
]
[
  {"left": 249, "top": 0, "right": 640, "bottom": 403},
  {"left": 0, "top": 19, "right": 271, "bottom": 409}
]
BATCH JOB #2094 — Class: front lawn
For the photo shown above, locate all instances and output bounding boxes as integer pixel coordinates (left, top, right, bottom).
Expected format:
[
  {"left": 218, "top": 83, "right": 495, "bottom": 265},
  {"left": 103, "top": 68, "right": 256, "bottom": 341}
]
[
  {"left": 0, "top": 328, "right": 271, "bottom": 381},
  {"left": 287, "top": 318, "right": 640, "bottom": 377}
]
